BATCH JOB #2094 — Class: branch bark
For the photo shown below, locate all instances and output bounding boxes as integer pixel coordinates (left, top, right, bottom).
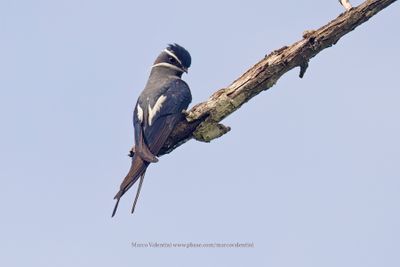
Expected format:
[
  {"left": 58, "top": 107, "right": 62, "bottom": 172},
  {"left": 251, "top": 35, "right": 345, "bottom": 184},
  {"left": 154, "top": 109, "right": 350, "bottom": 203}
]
[{"left": 158, "top": 0, "right": 397, "bottom": 156}]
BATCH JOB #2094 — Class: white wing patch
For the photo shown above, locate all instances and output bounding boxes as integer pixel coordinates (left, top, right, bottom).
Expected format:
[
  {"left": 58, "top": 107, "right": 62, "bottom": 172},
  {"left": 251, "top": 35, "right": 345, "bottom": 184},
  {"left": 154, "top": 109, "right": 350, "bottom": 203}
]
[
  {"left": 148, "top": 95, "right": 167, "bottom": 126},
  {"left": 137, "top": 105, "right": 144, "bottom": 123}
]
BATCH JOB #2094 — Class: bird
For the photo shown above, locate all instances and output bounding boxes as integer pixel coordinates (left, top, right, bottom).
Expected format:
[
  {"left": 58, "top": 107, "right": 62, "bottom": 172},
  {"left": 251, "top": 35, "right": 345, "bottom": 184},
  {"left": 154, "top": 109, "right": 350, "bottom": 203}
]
[
  {"left": 339, "top": 0, "right": 352, "bottom": 11},
  {"left": 112, "top": 44, "right": 192, "bottom": 217}
]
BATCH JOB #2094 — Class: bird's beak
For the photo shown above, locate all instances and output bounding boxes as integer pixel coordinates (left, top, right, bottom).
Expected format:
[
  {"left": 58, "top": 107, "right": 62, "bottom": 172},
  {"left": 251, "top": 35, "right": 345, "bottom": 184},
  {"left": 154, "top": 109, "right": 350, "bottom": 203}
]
[{"left": 182, "top": 67, "right": 188, "bottom": 73}]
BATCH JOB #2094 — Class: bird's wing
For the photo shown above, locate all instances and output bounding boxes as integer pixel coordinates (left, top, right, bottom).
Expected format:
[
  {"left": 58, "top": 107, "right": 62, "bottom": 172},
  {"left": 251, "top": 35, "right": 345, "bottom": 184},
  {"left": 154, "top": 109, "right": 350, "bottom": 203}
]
[
  {"left": 112, "top": 79, "right": 191, "bottom": 216},
  {"left": 143, "top": 79, "right": 192, "bottom": 155},
  {"left": 136, "top": 124, "right": 159, "bottom": 162}
]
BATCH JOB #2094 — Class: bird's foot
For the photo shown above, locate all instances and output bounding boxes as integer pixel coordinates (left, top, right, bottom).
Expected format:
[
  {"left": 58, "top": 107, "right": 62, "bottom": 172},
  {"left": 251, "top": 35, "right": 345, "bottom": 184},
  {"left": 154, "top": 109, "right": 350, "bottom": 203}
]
[
  {"left": 128, "top": 146, "right": 135, "bottom": 157},
  {"left": 182, "top": 109, "right": 189, "bottom": 116}
]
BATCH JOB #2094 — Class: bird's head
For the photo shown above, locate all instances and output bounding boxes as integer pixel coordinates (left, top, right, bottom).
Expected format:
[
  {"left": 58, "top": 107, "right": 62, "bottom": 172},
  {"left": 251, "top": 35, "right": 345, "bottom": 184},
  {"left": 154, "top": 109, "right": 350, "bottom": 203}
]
[{"left": 152, "top": 43, "right": 191, "bottom": 76}]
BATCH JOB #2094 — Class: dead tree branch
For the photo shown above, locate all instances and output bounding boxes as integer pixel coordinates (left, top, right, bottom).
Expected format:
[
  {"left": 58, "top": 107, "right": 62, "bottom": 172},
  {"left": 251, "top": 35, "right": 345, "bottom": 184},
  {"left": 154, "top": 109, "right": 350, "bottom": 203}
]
[{"left": 159, "top": 0, "right": 398, "bottom": 155}]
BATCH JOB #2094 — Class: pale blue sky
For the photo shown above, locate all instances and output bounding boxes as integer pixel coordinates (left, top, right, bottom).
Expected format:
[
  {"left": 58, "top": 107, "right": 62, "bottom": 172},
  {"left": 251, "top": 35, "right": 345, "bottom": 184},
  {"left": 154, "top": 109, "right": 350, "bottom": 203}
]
[{"left": 1, "top": 1, "right": 399, "bottom": 266}]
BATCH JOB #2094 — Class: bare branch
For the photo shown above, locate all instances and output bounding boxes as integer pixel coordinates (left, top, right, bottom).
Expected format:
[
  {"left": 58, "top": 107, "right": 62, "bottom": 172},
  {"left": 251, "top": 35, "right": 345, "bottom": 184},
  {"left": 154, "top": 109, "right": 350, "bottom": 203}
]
[{"left": 159, "top": 0, "right": 398, "bottom": 155}]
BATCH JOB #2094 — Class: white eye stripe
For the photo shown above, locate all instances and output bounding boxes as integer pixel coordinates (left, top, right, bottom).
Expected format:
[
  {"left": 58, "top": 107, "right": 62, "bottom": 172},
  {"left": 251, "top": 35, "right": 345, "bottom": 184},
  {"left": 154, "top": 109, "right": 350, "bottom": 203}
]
[
  {"left": 163, "top": 49, "right": 183, "bottom": 66},
  {"left": 152, "top": 62, "right": 184, "bottom": 72},
  {"left": 148, "top": 95, "right": 167, "bottom": 126}
]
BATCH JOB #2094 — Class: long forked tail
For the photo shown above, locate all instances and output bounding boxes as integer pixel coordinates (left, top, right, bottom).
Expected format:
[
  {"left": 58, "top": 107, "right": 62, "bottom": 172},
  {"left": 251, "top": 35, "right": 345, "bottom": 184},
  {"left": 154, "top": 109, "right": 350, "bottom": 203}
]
[
  {"left": 131, "top": 172, "right": 146, "bottom": 214},
  {"left": 112, "top": 156, "right": 149, "bottom": 217}
]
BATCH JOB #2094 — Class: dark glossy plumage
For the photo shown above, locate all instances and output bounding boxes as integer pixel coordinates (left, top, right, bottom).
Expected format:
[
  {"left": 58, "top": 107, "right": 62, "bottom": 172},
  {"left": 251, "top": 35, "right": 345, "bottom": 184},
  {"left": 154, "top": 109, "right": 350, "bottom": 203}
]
[
  {"left": 112, "top": 44, "right": 192, "bottom": 216},
  {"left": 167, "top": 43, "right": 191, "bottom": 69}
]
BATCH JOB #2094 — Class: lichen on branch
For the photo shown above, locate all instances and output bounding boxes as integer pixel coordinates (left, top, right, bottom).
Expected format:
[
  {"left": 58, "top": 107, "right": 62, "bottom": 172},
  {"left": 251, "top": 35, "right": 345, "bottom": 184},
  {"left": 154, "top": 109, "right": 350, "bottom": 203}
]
[{"left": 159, "top": 0, "right": 398, "bottom": 156}]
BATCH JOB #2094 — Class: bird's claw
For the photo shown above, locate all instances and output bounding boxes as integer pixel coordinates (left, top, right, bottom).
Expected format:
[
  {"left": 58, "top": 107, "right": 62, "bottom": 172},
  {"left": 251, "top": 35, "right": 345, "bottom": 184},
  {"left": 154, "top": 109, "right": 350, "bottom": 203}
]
[
  {"left": 182, "top": 109, "right": 189, "bottom": 116},
  {"left": 128, "top": 146, "right": 135, "bottom": 157}
]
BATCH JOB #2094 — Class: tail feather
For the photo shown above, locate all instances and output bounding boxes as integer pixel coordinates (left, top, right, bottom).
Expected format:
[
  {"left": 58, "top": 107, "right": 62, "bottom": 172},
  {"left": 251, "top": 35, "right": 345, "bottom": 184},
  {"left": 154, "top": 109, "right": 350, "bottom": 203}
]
[
  {"left": 131, "top": 172, "right": 146, "bottom": 214},
  {"left": 112, "top": 155, "right": 149, "bottom": 217},
  {"left": 111, "top": 198, "right": 120, "bottom": 217}
]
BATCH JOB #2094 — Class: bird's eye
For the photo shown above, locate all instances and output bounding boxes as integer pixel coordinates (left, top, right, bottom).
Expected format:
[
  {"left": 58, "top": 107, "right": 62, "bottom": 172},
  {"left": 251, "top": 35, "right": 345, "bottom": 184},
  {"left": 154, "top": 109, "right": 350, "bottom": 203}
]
[{"left": 168, "top": 57, "right": 176, "bottom": 63}]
